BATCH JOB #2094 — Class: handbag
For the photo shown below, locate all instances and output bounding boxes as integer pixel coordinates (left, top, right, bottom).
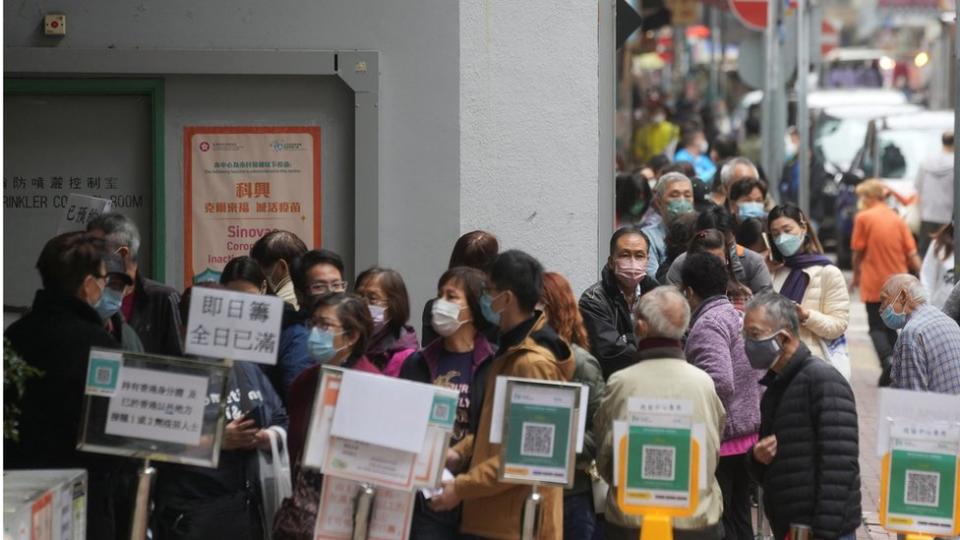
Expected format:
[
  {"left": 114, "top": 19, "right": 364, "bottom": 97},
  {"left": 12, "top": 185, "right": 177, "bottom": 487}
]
[
  {"left": 258, "top": 426, "right": 292, "bottom": 539},
  {"left": 272, "top": 467, "right": 324, "bottom": 540},
  {"left": 816, "top": 268, "right": 851, "bottom": 381}
]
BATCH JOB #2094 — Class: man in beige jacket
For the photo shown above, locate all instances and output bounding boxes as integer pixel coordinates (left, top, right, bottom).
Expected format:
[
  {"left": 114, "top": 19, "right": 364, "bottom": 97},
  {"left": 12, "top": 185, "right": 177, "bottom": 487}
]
[{"left": 595, "top": 286, "right": 726, "bottom": 540}]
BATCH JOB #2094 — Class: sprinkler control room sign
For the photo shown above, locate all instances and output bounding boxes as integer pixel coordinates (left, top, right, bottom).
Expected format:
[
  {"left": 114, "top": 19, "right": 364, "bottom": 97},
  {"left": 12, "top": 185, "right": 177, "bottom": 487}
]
[{"left": 184, "top": 126, "right": 321, "bottom": 285}]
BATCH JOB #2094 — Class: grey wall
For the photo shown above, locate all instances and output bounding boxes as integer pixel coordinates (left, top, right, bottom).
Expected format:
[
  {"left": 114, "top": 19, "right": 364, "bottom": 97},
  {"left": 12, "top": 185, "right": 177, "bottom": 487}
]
[{"left": 5, "top": 0, "right": 460, "bottom": 334}]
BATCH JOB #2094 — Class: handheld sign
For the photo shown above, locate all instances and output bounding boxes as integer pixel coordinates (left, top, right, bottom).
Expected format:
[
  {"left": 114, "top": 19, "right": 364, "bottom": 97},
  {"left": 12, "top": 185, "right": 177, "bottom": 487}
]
[
  {"left": 79, "top": 348, "right": 230, "bottom": 468},
  {"left": 185, "top": 287, "right": 283, "bottom": 365},
  {"left": 497, "top": 378, "right": 582, "bottom": 488},
  {"left": 313, "top": 475, "right": 415, "bottom": 540},
  {"left": 56, "top": 193, "right": 113, "bottom": 234},
  {"left": 879, "top": 419, "right": 960, "bottom": 537}
]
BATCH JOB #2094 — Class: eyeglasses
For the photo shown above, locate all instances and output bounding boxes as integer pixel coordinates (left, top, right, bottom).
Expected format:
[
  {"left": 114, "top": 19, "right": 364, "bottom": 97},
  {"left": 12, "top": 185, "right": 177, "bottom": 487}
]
[
  {"left": 105, "top": 275, "right": 128, "bottom": 293},
  {"left": 307, "top": 280, "right": 348, "bottom": 295},
  {"left": 307, "top": 319, "right": 344, "bottom": 332}
]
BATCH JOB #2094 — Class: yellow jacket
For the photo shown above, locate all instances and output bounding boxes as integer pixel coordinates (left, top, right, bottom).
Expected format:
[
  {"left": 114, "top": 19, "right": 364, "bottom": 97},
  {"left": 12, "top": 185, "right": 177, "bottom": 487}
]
[{"left": 453, "top": 313, "right": 575, "bottom": 539}]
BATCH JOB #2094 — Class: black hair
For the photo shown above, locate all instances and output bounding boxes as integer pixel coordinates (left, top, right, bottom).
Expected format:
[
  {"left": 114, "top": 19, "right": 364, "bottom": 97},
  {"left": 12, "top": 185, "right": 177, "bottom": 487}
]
[
  {"left": 489, "top": 250, "right": 544, "bottom": 313},
  {"left": 219, "top": 256, "right": 267, "bottom": 289},
  {"left": 36, "top": 232, "right": 107, "bottom": 297},
  {"left": 660, "top": 161, "right": 696, "bottom": 180},
  {"left": 291, "top": 249, "right": 345, "bottom": 294},
  {"left": 663, "top": 212, "right": 700, "bottom": 265},
  {"left": 695, "top": 205, "right": 736, "bottom": 237},
  {"left": 943, "top": 132, "right": 955, "bottom": 147},
  {"left": 616, "top": 172, "right": 652, "bottom": 223},
  {"left": 648, "top": 155, "right": 671, "bottom": 176},
  {"left": 767, "top": 204, "right": 824, "bottom": 261},
  {"left": 355, "top": 267, "right": 411, "bottom": 334},
  {"left": 310, "top": 293, "right": 374, "bottom": 365},
  {"left": 609, "top": 225, "right": 649, "bottom": 257},
  {"left": 735, "top": 218, "right": 768, "bottom": 253},
  {"left": 249, "top": 230, "right": 308, "bottom": 268},
  {"left": 438, "top": 266, "right": 491, "bottom": 333},
  {"left": 728, "top": 177, "right": 767, "bottom": 204},
  {"left": 449, "top": 231, "right": 499, "bottom": 272},
  {"left": 711, "top": 134, "right": 738, "bottom": 161},
  {"left": 681, "top": 251, "right": 728, "bottom": 300}
]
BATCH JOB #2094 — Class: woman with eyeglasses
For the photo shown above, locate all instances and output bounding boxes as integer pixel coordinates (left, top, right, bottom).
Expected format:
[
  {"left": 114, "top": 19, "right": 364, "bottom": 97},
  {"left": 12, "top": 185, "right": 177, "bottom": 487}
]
[
  {"left": 399, "top": 267, "right": 495, "bottom": 539},
  {"left": 355, "top": 267, "right": 419, "bottom": 377}
]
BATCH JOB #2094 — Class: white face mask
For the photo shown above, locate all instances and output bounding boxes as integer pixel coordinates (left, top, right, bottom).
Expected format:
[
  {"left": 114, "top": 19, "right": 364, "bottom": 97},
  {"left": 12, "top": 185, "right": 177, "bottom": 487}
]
[
  {"left": 431, "top": 298, "right": 468, "bottom": 337},
  {"left": 368, "top": 304, "right": 387, "bottom": 329}
]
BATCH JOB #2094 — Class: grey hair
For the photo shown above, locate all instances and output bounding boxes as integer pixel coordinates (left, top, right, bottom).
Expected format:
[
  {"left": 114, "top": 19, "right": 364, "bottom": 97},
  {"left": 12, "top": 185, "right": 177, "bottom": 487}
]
[
  {"left": 746, "top": 291, "right": 800, "bottom": 335},
  {"left": 86, "top": 212, "right": 141, "bottom": 259},
  {"left": 634, "top": 286, "right": 691, "bottom": 340},
  {"left": 720, "top": 157, "right": 759, "bottom": 188},
  {"left": 886, "top": 273, "right": 928, "bottom": 304},
  {"left": 654, "top": 172, "right": 692, "bottom": 200}
]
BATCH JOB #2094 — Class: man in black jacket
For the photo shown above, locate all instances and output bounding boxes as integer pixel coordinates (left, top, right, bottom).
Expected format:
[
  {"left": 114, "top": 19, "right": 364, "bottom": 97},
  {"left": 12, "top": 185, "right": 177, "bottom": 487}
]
[
  {"left": 579, "top": 225, "right": 658, "bottom": 379},
  {"left": 743, "top": 292, "right": 861, "bottom": 540},
  {"left": 87, "top": 213, "right": 183, "bottom": 356},
  {"left": 5, "top": 232, "right": 131, "bottom": 538}
]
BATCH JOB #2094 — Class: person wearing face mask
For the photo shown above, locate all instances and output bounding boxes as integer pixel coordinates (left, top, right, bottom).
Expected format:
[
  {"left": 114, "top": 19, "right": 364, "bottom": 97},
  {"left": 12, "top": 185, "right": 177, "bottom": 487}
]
[
  {"left": 641, "top": 172, "right": 696, "bottom": 278},
  {"left": 632, "top": 102, "right": 679, "bottom": 165},
  {"left": 5, "top": 232, "right": 131, "bottom": 538},
  {"left": 680, "top": 252, "right": 763, "bottom": 540},
  {"left": 674, "top": 122, "right": 717, "bottom": 184},
  {"left": 743, "top": 292, "right": 861, "bottom": 540},
  {"left": 399, "top": 267, "right": 495, "bottom": 539},
  {"left": 594, "top": 286, "right": 726, "bottom": 540},
  {"left": 580, "top": 226, "right": 660, "bottom": 379},
  {"left": 766, "top": 205, "right": 851, "bottom": 379},
  {"left": 879, "top": 274, "right": 960, "bottom": 394},
  {"left": 355, "top": 267, "right": 419, "bottom": 377},
  {"left": 100, "top": 252, "right": 145, "bottom": 352},
  {"left": 727, "top": 177, "right": 767, "bottom": 223},
  {"left": 428, "top": 250, "right": 575, "bottom": 540},
  {"left": 249, "top": 230, "right": 308, "bottom": 311},
  {"left": 779, "top": 127, "right": 828, "bottom": 224}
]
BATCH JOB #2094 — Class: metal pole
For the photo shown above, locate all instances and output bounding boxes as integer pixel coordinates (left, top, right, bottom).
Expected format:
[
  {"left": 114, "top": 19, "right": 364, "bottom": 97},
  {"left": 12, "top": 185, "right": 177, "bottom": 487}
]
[
  {"left": 762, "top": 0, "right": 780, "bottom": 181},
  {"left": 520, "top": 484, "right": 542, "bottom": 540},
  {"left": 954, "top": 12, "right": 959, "bottom": 277},
  {"left": 797, "top": 0, "right": 811, "bottom": 216},
  {"left": 709, "top": 6, "right": 721, "bottom": 101},
  {"left": 352, "top": 483, "right": 376, "bottom": 540},
  {"left": 129, "top": 459, "right": 156, "bottom": 540}
]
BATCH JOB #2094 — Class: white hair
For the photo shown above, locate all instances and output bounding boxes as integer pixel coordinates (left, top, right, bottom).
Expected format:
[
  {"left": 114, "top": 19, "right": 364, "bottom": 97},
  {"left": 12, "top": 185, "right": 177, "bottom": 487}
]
[
  {"left": 886, "top": 274, "right": 928, "bottom": 304},
  {"left": 86, "top": 212, "right": 141, "bottom": 259},
  {"left": 635, "top": 286, "right": 691, "bottom": 340},
  {"left": 720, "top": 157, "right": 759, "bottom": 188},
  {"left": 654, "top": 172, "right": 692, "bottom": 200},
  {"left": 746, "top": 292, "right": 800, "bottom": 335}
]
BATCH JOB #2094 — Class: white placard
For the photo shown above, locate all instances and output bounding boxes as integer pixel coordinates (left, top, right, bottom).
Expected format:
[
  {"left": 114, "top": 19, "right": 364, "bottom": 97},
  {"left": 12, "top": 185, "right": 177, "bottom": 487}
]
[
  {"left": 323, "top": 437, "right": 419, "bottom": 491},
  {"left": 104, "top": 367, "right": 208, "bottom": 446},
  {"left": 185, "top": 287, "right": 283, "bottom": 365},
  {"left": 56, "top": 193, "right": 113, "bottom": 234},
  {"left": 303, "top": 370, "right": 342, "bottom": 469},
  {"left": 330, "top": 370, "right": 433, "bottom": 454},
  {"left": 877, "top": 388, "right": 960, "bottom": 456},
  {"left": 490, "top": 376, "right": 589, "bottom": 452},
  {"left": 314, "top": 475, "right": 414, "bottom": 540}
]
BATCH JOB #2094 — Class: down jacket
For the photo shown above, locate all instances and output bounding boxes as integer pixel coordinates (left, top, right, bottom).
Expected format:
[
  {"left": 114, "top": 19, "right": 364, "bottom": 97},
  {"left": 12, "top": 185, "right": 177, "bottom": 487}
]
[
  {"left": 579, "top": 266, "right": 658, "bottom": 380},
  {"left": 772, "top": 264, "right": 850, "bottom": 378},
  {"left": 747, "top": 344, "right": 861, "bottom": 540}
]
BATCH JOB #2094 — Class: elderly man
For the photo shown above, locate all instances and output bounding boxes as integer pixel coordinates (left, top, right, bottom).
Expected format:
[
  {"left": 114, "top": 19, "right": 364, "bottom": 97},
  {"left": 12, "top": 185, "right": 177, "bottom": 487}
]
[
  {"left": 595, "top": 286, "right": 726, "bottom": 540},
  {"left": 880, "top": 274, "right": 960, "bottom": 394},
  {"left": 710, "top": 157, "right": 758, "bottom": 208},
  {"left": 87, "top": 213, "right": 183, "bottom": 356},
  {"left": 642, "top": 172, "right": 696, "bottom": 278},
  {"left": 744, "top": 292, "right": 861, "bottom": 540}
]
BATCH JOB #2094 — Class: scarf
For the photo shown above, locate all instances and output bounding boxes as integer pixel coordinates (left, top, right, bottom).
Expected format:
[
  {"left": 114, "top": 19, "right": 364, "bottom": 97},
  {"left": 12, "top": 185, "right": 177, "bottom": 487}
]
[{"left": 780, "top": 253, "right": 833, "bottom": 303}]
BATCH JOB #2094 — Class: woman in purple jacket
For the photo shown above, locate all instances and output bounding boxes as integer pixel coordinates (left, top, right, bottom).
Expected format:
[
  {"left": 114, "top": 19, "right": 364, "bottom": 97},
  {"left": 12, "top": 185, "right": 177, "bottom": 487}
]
[{"left": 680, "top": 251, "right": 764, "bottom": 540}]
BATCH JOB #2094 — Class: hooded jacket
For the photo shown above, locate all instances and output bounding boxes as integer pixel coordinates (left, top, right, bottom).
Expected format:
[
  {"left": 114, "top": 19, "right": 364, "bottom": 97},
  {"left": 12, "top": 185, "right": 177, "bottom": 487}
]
[
  {"left": 451, "top": 312, "right": 575, "bottom": 540},
  {"left": 747, "top": 344, "right": 861, "bottom": 540},
  {"left": 915, "top": 150, "right": 954, "bottom": 224},
  {"left": 579, "top": 266, "right": 658, "bottom": 380}
]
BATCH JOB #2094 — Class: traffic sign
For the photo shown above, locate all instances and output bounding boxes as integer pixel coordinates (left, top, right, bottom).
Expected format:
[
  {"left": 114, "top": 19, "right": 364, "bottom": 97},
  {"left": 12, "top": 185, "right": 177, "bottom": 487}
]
[
  {"left": 821, "top": 20, "right": 839, "bottom": 56},
  {"left": 729, "top": 0, "right": 768, "bottom": 31}
]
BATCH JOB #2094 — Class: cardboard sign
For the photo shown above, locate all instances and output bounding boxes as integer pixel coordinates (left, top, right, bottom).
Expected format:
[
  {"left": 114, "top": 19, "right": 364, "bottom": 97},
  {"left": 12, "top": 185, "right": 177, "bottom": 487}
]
[
  {"left": 313, "top": 475, "right": 414, "bottom": 540},
  {"left": 185, "top": 287, "right": 283, "bottom": 365},
  {"left": 880, "top": 419, "right": 960, "bottom": 537},
  {"left": 104, "top": 367, "right": 208, "bottom": 446},
  {"left": 55, "top": 193, "right": 113, "bottom": 235},
  {"left": 498, "top": 379, "right": 581, "bottom": 487}
]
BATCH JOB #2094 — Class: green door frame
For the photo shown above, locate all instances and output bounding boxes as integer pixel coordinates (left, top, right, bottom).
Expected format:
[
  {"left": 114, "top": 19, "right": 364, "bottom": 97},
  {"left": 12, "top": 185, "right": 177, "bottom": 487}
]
[{"left": 5, "top": 78, "right": 166, "bottom": 281}]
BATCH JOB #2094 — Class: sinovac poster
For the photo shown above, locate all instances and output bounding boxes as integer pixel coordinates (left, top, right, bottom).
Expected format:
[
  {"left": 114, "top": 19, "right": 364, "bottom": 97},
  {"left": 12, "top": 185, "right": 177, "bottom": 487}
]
[{"left": 184, "top": 126, "right": 321, "bottom": 285}]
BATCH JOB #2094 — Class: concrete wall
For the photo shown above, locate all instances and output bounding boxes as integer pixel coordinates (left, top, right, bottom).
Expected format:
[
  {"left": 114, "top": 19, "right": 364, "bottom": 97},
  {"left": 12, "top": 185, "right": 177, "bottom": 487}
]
[
  {"left": 5, "top": 0, "right": 460, "bottom": 329},
  {"left": 459, "top": 1, "right": 601, "bottom": 296}
]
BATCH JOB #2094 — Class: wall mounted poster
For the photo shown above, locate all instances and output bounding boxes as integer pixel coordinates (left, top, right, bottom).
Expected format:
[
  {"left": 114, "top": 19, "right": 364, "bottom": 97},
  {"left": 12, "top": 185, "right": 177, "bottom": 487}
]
[{"left": 184, "top": 126, "right": 321, "bottom": 285}]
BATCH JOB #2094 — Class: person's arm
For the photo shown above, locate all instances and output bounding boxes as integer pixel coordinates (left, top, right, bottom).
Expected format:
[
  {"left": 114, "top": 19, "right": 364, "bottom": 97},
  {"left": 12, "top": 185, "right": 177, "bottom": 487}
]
[
  {"left": 684, "top": 324, "right": 736, "bottom": 412},
  {"left": 803, "top": 266, "right": 850, "bottom": 341},
  {"left": 851, "top": 250, "right": 863, "bottom": 290},
  {"left": 885, "top": 187, "right": 917, "bottom": 207},
  {"left": 919, "top": 244, "right": 940, "bottom": 296},
  {"left": 850, "top": 214, "right": 867, "bottom": 290},
  {"left": 579, "top": 294, "right": 637, "bottom": 379},
  {"left": 578, "top": 351, "right": 606, "bottom": 463},
  {"left": 903, "top": 222, "right": 922, "bottom": 274},
  {"left": 809, "top": 374, "right": 860, "bottom": 538},
  {"left": 745, "top": 250, "right": 774, "bottom": 293},
  {"left": 890, "top": 334, "right": 925, "bottom": 391}
]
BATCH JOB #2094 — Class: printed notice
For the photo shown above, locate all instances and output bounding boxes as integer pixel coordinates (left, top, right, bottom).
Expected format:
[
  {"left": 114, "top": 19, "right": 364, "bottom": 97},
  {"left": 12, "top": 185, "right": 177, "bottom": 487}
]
[
  {"left": 323, "top": 437, "right": 419, "bottom": 491},
  {"left": 105, "top": 367, "right": 208, "bottom": 446},
  {"left": 185, "top": 287, "right": 283, "bottom": 365},
  {"left": 314, "top": 475, "right": 414, "bottom": 540},
  {"left": 85, "top": 350, "right": 124, "bottom": 397},
  {"left": 56, "top": 193, "right": 113, "bottom": 235}
]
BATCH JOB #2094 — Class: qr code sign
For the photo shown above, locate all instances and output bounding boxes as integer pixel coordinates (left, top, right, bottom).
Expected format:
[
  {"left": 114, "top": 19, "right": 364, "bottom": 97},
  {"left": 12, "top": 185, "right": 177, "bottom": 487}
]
[
  {"left": 95, "top": 367, "right": 113, "bottom": 385},
  {"left": 642, "top": 445, "right": 676, "bottom": 481},
  {"left": 904, "top": 470, "right": 940, "bottom": 507},
  {"left": 433, "top": 403, "right": 450, "bottom": 421},
  {"left": 520, "top": 422, "right": 555, "bottom": 458}
]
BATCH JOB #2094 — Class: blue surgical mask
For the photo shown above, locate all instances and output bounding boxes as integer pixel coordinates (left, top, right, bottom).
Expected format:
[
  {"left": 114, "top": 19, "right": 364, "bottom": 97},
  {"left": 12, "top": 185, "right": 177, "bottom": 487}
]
[
  {"left": 480, "top": 292, "right": 504, "bottom": 326},
  {"left": 666, "top": 199, "right": 694, "bottom": 219},
  {"left": 744, "top": 333, "right": 782, "bottom": 370},
  {"left": 774, "top": 233, "right": 805, "bottom": 257},
  {"left": 95, "top": 288, "right": 124, "bottom": 320},
  {"left": 738, "top": 202, "right": 766, "bottom": 220},
  {"left": 308, "top": 327, "right": 344, "bottom": 363},
  {"left": 881, "top": 291, "right": 908, "bottom": 330}
]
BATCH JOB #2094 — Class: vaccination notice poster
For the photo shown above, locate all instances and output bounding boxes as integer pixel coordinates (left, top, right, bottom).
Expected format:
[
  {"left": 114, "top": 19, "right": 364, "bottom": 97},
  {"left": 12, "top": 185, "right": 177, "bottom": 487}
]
[{"left": 184, "top": 126, "right": 321, "bottom": 285}]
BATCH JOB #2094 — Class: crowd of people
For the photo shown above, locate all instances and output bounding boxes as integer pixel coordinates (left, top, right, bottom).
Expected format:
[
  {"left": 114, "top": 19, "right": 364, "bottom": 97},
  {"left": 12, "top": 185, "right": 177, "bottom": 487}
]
[{"left": 5, "top": 149, "right": 960, "bottom": 539}]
